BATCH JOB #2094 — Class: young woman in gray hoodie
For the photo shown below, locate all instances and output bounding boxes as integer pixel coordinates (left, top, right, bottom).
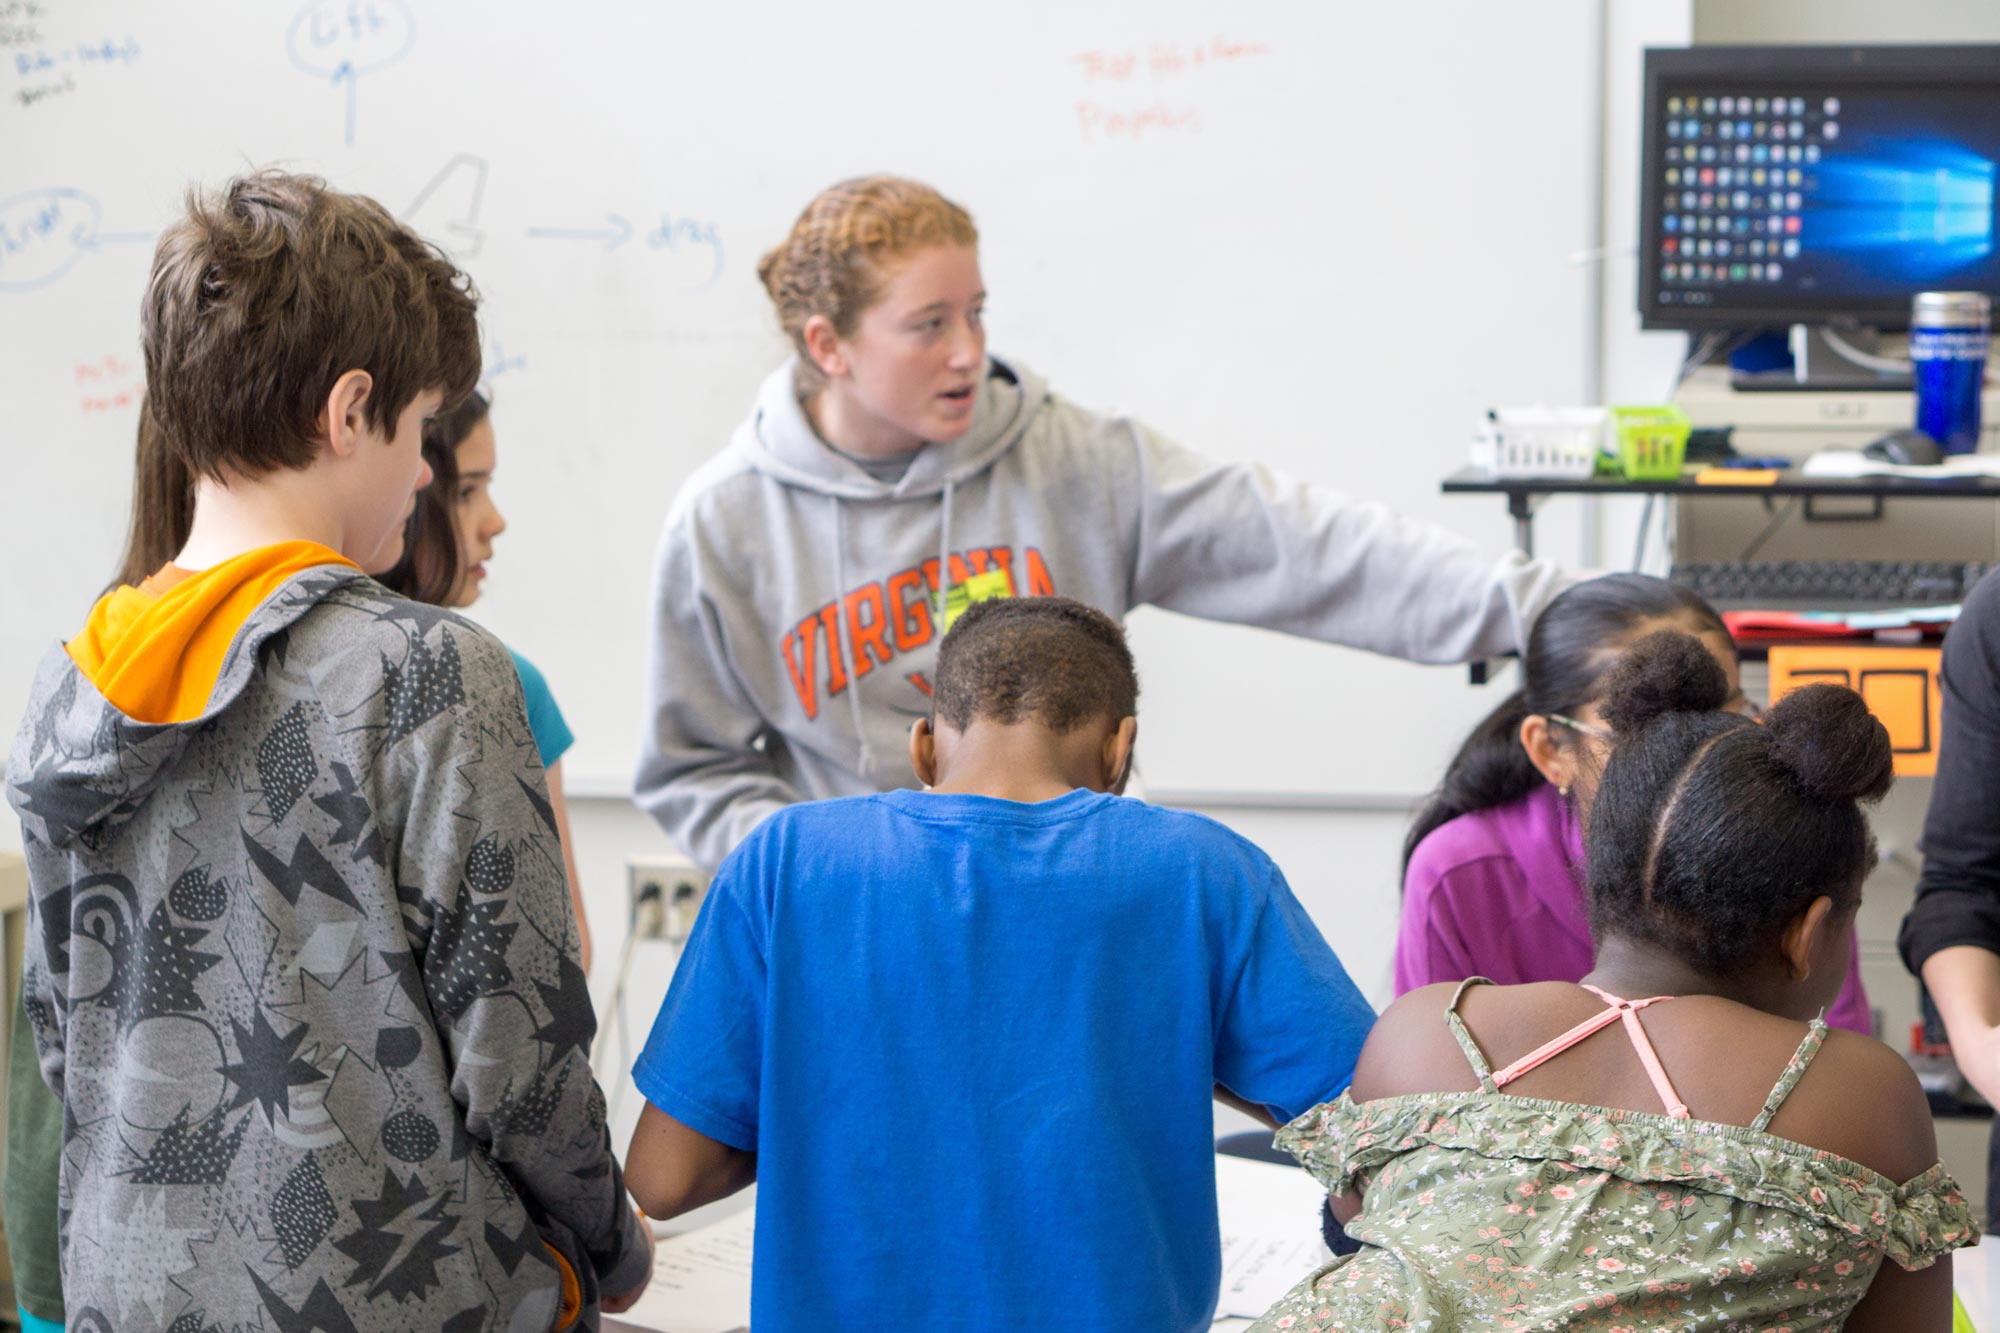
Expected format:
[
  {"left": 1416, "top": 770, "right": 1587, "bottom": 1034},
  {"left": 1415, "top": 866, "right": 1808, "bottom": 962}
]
[{"left": 635, "top": 175, "right": 1571, "bottom": 871}]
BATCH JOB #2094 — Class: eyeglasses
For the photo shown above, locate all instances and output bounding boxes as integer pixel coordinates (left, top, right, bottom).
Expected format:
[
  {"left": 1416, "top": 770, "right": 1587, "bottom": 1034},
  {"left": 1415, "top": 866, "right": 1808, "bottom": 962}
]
[
  {"left": 1549, "top": 696, "right": 1765, "bottom": 742},
  {"left": 1547, "top": 713, "right": 1612, "bottom": 741}
]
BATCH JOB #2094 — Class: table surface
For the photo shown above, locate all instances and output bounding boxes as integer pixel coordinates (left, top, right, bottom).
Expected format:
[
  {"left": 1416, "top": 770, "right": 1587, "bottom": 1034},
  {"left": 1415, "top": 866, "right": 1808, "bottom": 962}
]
[
  {"left": 1953, "top": 1236, "right": 2000, "bottom": 1327},
  {"left": 604, "top": 1176, "right": 2000, "bottom": 1330},
  {"left": 1441, "top": 465, "right": 2000, "bottom": 499}
]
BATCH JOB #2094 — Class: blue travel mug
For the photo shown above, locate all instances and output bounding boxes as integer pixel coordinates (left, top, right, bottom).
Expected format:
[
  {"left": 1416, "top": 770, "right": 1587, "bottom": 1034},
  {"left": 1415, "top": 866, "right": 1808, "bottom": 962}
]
[{"left": 1910, "top": 291, "right": 1990, "bottom": 455}]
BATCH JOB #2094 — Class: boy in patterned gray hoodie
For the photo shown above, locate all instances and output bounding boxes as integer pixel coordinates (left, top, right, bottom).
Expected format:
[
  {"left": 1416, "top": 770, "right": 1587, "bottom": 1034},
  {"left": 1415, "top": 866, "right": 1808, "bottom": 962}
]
[{"left": 5, "top": 172, "right": 651, "bottom": 1332}]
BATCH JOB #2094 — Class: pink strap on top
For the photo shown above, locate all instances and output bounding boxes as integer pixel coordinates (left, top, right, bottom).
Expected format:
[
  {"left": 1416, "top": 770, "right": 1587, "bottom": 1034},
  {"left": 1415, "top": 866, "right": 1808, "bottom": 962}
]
[{"left": 1487, "top": 983, "right": 1692, "bottom": 1119}]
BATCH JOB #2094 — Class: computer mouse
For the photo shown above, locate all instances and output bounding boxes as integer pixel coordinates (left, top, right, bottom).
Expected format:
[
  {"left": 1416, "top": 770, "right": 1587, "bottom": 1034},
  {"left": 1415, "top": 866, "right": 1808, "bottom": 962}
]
[{"left": 1862, "top": 430, "right": 1945, "bottom": 467}]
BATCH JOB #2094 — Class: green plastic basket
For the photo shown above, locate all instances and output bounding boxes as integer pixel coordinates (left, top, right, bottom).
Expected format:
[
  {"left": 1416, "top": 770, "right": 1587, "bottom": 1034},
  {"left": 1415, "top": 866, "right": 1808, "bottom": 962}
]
[{"left": 1611, "top": 405, "right": 1691, "bottom": 480}]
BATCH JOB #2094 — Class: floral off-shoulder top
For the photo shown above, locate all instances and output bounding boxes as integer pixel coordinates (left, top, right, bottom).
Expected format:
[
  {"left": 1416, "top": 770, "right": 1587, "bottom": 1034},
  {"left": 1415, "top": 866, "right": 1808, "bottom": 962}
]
[{"left": 1250, "top": 978, "right": 1980, "bottom": 1331}]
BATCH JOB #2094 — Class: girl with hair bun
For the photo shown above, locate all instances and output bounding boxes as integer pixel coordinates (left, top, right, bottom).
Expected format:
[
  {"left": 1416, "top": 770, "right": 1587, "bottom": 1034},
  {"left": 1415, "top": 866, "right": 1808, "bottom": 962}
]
[
  {"left": 635, "top": 175, "right": 1571, "bottom": 870},
  {"left": 1397, "top": 572, "right": 1874, "bottom": 1033},
  {"left": 1252, "top": 630, "right": 1977, "bottom": 1332}
]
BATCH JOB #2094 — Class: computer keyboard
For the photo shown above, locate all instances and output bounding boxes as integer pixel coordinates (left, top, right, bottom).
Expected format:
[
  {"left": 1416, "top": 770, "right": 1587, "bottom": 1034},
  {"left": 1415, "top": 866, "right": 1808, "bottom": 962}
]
[{"left": 1669, "top": 559, "right": 2000, "bottom": 611}]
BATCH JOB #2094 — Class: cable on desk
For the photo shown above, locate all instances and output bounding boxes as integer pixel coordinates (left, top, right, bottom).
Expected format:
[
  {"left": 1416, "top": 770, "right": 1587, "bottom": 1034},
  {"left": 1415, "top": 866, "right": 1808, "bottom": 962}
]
[
  {"left": 1818, "top": 326, "right": 1912, "bottom": 377},
  {"left": 1632, "top": 495, "right": 1656, "bottom": 573},
  {"left": 1737, "top": 497, "right": 1802, "bottom": 564},
  {"left": 1672, "top": 329, "right": 1754, "bottom": 393},
  {"left": 594, "top": 882, "right": 673, "bottom": 1127}
]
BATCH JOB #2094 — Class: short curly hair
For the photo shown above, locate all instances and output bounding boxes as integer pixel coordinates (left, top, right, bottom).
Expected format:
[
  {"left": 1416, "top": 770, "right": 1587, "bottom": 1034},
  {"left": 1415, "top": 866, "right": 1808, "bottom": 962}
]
[
  {"left": 141, "top": 170, "right": 481, "bottom": 483},
  {"left": 931, "top": 597, "right": 1138, "bottom": 733}
]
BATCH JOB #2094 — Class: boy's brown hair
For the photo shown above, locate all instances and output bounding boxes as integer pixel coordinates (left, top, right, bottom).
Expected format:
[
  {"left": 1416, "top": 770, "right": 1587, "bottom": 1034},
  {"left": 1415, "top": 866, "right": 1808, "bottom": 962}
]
[
  {"left": 141, "top": 170, "right": 481, "bottom": 483},
  {"left": 112, "top": 399, "right": 192, "bottom": 588}
]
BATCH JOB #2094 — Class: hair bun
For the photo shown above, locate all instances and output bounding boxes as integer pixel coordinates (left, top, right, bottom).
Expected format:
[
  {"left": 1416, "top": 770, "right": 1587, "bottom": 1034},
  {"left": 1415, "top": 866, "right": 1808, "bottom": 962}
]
[
  {"left": 1763, "top": 684, "right": 1893, "bottom": 803},
  {"left": 1597, "top": 629, "right": 1730, "bottom": 733}
]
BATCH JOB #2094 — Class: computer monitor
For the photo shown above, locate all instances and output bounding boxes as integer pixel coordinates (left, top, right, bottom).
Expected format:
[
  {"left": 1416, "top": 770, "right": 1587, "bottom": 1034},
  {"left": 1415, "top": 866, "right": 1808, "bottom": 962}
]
[{"left": 1638, "top": 44, "right": 2000, "bottom": 336}]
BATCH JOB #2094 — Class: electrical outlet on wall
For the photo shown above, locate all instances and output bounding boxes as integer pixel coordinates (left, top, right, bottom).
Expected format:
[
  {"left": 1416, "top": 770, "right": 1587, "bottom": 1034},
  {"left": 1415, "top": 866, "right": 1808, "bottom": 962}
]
[{"left": 626, "top": 855, "right": 709, "bottom": 944}]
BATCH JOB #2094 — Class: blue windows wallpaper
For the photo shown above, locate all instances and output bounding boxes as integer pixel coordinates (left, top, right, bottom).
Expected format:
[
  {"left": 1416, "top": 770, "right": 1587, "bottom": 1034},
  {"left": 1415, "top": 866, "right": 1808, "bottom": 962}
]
[{"left": 1646, "top": 80, "right": 2000, "bottom": 321}]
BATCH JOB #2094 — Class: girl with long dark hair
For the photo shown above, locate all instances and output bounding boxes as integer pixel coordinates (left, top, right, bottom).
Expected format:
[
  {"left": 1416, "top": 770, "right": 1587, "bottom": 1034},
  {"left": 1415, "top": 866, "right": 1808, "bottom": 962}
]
[{"left": 1397, "top": 573, "right": 1873, "bottom": 1032}]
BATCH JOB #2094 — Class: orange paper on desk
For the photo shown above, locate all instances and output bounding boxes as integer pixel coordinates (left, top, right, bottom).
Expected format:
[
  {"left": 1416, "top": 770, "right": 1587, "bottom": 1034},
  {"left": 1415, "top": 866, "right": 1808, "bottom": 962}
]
[
  {"left": 1767, "top": 645, "right": 1943, "bottom": 777},
  {"left": 1694, "top": 467, "right": 1781, "bottom": 486}
]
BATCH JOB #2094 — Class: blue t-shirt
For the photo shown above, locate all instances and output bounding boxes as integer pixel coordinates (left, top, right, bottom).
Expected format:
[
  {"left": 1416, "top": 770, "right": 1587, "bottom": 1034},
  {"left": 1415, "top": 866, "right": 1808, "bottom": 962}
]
[
  {"left": 506, "top": 648, "right": 574, "bottom": 770},
  {"left": 631, "top": 787, "right": 1375, "bottom": 1333}
]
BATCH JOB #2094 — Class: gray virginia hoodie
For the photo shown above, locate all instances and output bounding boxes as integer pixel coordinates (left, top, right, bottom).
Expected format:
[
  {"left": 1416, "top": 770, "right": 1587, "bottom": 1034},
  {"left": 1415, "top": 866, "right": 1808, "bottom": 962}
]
[
  {"left": 8, "top": 566, "right": 649, "bottom": 1333},
  {"left": 636, "top": 355, "right": 1569, "bottom": 872}
]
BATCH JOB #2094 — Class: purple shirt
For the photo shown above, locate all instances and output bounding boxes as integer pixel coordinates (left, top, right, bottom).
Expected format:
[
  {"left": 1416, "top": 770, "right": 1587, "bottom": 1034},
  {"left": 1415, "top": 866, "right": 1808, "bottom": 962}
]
[{"left": 1396, "top": 783, "right": 1874, "bottom": 1035}]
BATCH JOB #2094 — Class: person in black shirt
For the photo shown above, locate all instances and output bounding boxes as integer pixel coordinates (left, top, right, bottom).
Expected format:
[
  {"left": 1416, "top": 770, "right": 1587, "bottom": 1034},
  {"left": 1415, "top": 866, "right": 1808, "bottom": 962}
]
[{"left": 1899, "top": 567, "right": 2000, "bottom": 1225}]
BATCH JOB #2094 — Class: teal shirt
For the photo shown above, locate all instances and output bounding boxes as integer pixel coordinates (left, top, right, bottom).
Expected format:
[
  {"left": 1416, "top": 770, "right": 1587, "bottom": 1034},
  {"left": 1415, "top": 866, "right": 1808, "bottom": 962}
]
[{"left": 507, "top": 649, "right": 574, "bottom": 770}]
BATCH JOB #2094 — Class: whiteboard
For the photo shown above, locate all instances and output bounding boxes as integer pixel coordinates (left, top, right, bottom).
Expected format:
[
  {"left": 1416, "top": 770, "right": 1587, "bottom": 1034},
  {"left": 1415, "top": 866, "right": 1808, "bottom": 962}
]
[{"left": 0, "top": 0, "right": 1596, "bottom": 800}]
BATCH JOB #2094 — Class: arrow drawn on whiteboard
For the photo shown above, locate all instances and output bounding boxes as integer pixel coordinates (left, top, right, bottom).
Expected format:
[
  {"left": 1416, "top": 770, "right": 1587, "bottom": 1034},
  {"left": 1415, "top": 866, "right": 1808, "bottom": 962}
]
[
  {"left": 405, "top": 153, "right": 489, "bottom": 258},
  {"left": 0, "top": 188, "right": 150, "bottom": 293},
  {"left": 286, "top": 0, "right": 416, "bottom": 148},
  {"left": 525, "top": 216, "right": 633, "bottom": 252},
  {"left": 331, "top": 60, "right": 357, "bottom": 146}
]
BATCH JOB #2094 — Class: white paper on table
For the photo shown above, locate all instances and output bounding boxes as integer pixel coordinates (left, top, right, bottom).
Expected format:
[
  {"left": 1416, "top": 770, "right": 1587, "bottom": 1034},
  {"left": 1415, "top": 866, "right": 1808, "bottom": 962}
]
[
  {"left": 1801, "top": 449, "right": 2000, "bottom": 479},
  {"left": 1954, "top": 1235, "right": 2000, "bottom": 1329},
  {"left": 1213, "top": 1153, "right": 1336, "bottom": 1319},
  {"left": 604, "top": 1206, "right": 755, "bottom": 1333},
  {"left": 605, "top": 1155, "right": 1329, "bottom": 1329}
]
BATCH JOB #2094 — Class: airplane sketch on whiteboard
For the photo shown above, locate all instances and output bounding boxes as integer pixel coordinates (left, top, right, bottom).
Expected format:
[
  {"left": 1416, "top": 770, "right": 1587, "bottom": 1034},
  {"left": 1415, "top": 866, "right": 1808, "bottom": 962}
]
[
  {"left": 404, "top": 152, "right": 489, "bottom": 258},
  {"left": 525, "top": 210, "right": 723, "bottom": 284},
  {"left": 286, "top": 0, "right": 415, "bottom": 148},
  {"left": 0, "top": 187, "right": 151, "bottom": 293}
]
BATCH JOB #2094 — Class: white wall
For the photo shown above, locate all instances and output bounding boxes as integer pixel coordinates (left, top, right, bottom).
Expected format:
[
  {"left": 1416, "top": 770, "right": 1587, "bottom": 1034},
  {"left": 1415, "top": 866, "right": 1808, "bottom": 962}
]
[{"left": 1694, "top": 0, "right": 2000, "bottom": 44}]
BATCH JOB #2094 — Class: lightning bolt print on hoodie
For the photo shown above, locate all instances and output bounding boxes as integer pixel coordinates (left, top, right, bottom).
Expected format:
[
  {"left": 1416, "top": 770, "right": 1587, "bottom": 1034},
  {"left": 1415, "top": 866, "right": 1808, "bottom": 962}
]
[{"left": 8, "top": 552, "right": 649, "bottom": 1332}]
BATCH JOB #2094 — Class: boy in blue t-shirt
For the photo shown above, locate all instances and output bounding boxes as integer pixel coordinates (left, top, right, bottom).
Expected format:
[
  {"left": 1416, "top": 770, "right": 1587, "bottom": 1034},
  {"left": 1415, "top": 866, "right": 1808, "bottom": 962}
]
[{"left": 625, "top": 596, "right": 1375, "bottom": 1332}]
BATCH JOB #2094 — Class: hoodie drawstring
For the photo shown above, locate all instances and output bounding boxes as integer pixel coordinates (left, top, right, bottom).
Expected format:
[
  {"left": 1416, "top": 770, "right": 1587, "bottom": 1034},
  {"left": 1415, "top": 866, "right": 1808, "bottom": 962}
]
[
  {"left": 937, "top": 478, "right": 956, "bottom": 613},
  {"left": 831, "top": 477, "right": 960, "bottom": 781},
  {"left": 831, "top": 495, "right": 874, "bottom": 777}
]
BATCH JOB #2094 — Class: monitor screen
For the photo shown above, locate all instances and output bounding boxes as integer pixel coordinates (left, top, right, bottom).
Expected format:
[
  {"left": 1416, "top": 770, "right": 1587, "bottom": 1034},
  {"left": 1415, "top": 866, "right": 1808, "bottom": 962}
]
[{"left": 1639, "top": 45, "right": 2000, "bottom": 331}]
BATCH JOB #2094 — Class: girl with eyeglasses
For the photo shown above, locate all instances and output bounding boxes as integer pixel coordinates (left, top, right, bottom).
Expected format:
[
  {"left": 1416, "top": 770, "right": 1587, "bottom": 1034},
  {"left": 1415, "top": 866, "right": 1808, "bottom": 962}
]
[{"left": 1395, "top": 572, "right": 1873, "bottom": 1033}]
